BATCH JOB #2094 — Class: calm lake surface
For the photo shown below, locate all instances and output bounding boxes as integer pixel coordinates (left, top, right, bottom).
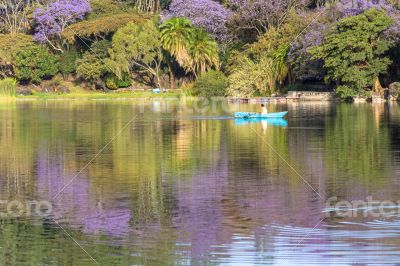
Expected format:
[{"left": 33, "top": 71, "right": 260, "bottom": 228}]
[{"left": 1, "top": 99, "right": 400, "bottom": 265}]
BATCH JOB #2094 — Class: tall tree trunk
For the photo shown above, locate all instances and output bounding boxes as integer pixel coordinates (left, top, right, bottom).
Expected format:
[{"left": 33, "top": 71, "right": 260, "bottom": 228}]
[
  {"left": 153, "top": 63, "right": 163, "bottom": 89},
  {"left": 373, "top": 77, "right": 384, "bottom": 97},
  {"left": 168, "top": 63, "right": 175, "bottom": 89}
]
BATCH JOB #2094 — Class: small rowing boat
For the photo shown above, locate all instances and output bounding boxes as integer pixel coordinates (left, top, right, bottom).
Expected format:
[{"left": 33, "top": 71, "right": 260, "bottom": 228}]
[{"left": 234, "top": 111, "right": 288, "bottom": 119}]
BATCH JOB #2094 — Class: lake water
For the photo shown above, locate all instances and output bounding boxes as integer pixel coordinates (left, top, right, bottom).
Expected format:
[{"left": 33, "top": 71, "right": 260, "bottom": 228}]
[{"left": 1, "top": 99, "right": 400, "bottom": 265}]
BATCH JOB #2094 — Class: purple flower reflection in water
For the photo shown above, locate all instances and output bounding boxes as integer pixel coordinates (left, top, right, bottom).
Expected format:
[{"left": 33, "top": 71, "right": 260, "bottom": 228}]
[
  {"left": 172, "top": 164, "right": 228, "bottom": 260},
  {"left": 35, "top": 147, "right": 131, "bottom": 237},
  {"left": 171, "top": 148, "right": 329, "bottom": 261}
]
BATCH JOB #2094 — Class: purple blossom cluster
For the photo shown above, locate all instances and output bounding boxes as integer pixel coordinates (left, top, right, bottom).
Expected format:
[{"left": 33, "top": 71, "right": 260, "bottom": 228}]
[
  {"left": 339, "top": 0, "right": 396, "bottom": 15},
  {"left": 34, "top": 0, "right": 91, "bottom": 43},
  {"left": 228, "top": 0, "right": 311, "bottom": 32},
  {"left": 161, "top": 0, "right": 232, "bottom": 42},
  {"left": 288, "top": 20, "right": 326, "bottom": 80},
  {"left": 228, "top": 0, "right": 288, "bottom": 28}
]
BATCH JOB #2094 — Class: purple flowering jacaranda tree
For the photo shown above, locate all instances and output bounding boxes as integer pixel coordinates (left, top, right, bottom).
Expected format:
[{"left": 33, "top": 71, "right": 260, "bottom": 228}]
[
  {"left": 34, "top": 0, "right": 91, "bottom": 52},
  {"left": 227, "top": 0, "right": 311, "bottom": 41},
  {"left": 161, "top": 0, "right": 232, "bottom": 42}
]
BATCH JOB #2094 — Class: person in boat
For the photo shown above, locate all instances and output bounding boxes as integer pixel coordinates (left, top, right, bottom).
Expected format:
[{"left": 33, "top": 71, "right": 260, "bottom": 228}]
[{"left": 260, "top": 104, "right": 268, "bottom": 114}]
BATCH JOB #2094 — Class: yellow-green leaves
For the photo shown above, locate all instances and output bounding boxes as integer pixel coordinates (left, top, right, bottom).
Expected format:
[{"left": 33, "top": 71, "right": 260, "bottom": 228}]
[
  {"left": 108, "top": 20, "right": 163, "bottom": 87},
  {"left": 160, "top": 17, "right": 220, "bottom": 77}
]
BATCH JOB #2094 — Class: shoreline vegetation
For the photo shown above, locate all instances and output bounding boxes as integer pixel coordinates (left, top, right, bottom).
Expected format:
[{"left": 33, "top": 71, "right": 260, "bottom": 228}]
[
  {"left": 6, "top": 80, "right": 395, "bottom": 102},
  {"left": 2, "top": 81, "right": 396, "bottom": 102},
  {"left": 2, "top": 0, "right": 400, "bottom": 102}
]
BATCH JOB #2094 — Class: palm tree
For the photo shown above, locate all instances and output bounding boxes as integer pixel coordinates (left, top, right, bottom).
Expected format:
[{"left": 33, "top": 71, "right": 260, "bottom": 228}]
[
  {"left": 160, "top": 18, "right": 220, "bottom": 78},
  {"left": 160, "top": 17, "right": 193, "bottom": 67},
  {"left": 187, "top": 29, "right": 220, "bottom": 77},
  {"left": 271, "top": 44, "right": 289, "bottom": 87}
]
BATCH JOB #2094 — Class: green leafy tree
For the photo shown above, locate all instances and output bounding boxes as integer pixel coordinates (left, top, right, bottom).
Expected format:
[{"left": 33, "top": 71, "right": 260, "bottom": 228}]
[
  {"left": 227, "top": 43, "right": 289, "bottom": 97},
  {"left": 87, "top": 0, "right": 134, "bottom": 19},
  {"left": 309, "top": 8, "right": 394, "bottom": 95},
  {"left": 105, "top": 73, "right": 132, "bottom": 89},
  {"left": 76, "top": 40, "right": 111, "bottom": 82},
  {"left": 14, "top": 45, "right": 59, "bottom": 84},
  {"left": 62, "top": 13, "right": 149, "bottom": 43},
  {"left": 228, "top": 55, "right": 279, "bottom": 97},
  {"left": 0, "top": 34, "right": 33, "bottom": 65},
  {"left": 227, "top": 10, "right": 305, "bottom": 96},
  {"left": 191, "top": 70, "right": 227, "bottom": 97},
  {"left": 76, "top": 53, "right": 107, "bottom": 82},
  {"left": 0, "top": 33, "right": 34, "bottom": 78},
  {"left": 58, "top": 50, "right": 79, "bottom": 78},
  {"left": 107, "top": 20, "right": 164, "bottom": 88}
]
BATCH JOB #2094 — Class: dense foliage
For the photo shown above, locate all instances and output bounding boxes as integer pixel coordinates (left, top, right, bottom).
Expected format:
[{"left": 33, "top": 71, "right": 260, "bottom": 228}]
[
  {"left": 0, "top": 33, "right": 34, "bottom": 78},
  {"left": 14, "top": 45, "right": 59, "bottom": 84},
  {"left": 62, "top": 13, "right": 149, "bottom": 43},
  {"left": 160, "top": 17, "right": 220, "bottom": 77},
  {"left": 107, "top": 20, "right": 164, "bottom": 87},
  {"left": 76, "top": 40, "right": 111, "bottom": 82},
  {"left": 105, "top": 73, "right": 132, "bottom": 89},
  {"left": 1, "top": 0, "right": 400, "bottom": 99},
  {"left": 310, "top": 8, "right": 394, "bottom": 94},
  {"left": 59, "top": 50, "right": 80, "bottom": 77},
  {"left": 191, "top": 70, "right": 228, "bottom": 97}
]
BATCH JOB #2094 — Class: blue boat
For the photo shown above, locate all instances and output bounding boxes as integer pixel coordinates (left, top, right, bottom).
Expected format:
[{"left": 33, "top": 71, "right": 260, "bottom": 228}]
[
  {"left": 152, "top": 88, "right": 168, "bottom": 93},
  {"left": 234, "top": 111, "right": 288, "bottom": 118},
  {"left": 234, "top": 118, "right": 288, "bottom": 127}
]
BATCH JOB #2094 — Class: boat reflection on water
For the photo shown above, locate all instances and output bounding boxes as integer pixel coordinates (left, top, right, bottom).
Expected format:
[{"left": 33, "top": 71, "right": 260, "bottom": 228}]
[{"left": 234, "top": 118, "right": 288, "bottom": 127}]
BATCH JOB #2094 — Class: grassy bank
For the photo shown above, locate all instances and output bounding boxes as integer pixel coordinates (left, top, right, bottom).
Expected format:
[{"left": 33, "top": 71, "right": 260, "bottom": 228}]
[
  {"left": 16, "top": 83, "right": 182, "bottom": 99},
  {"left": 19, "top": 91, "right": 182, "bottom": 99}
]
